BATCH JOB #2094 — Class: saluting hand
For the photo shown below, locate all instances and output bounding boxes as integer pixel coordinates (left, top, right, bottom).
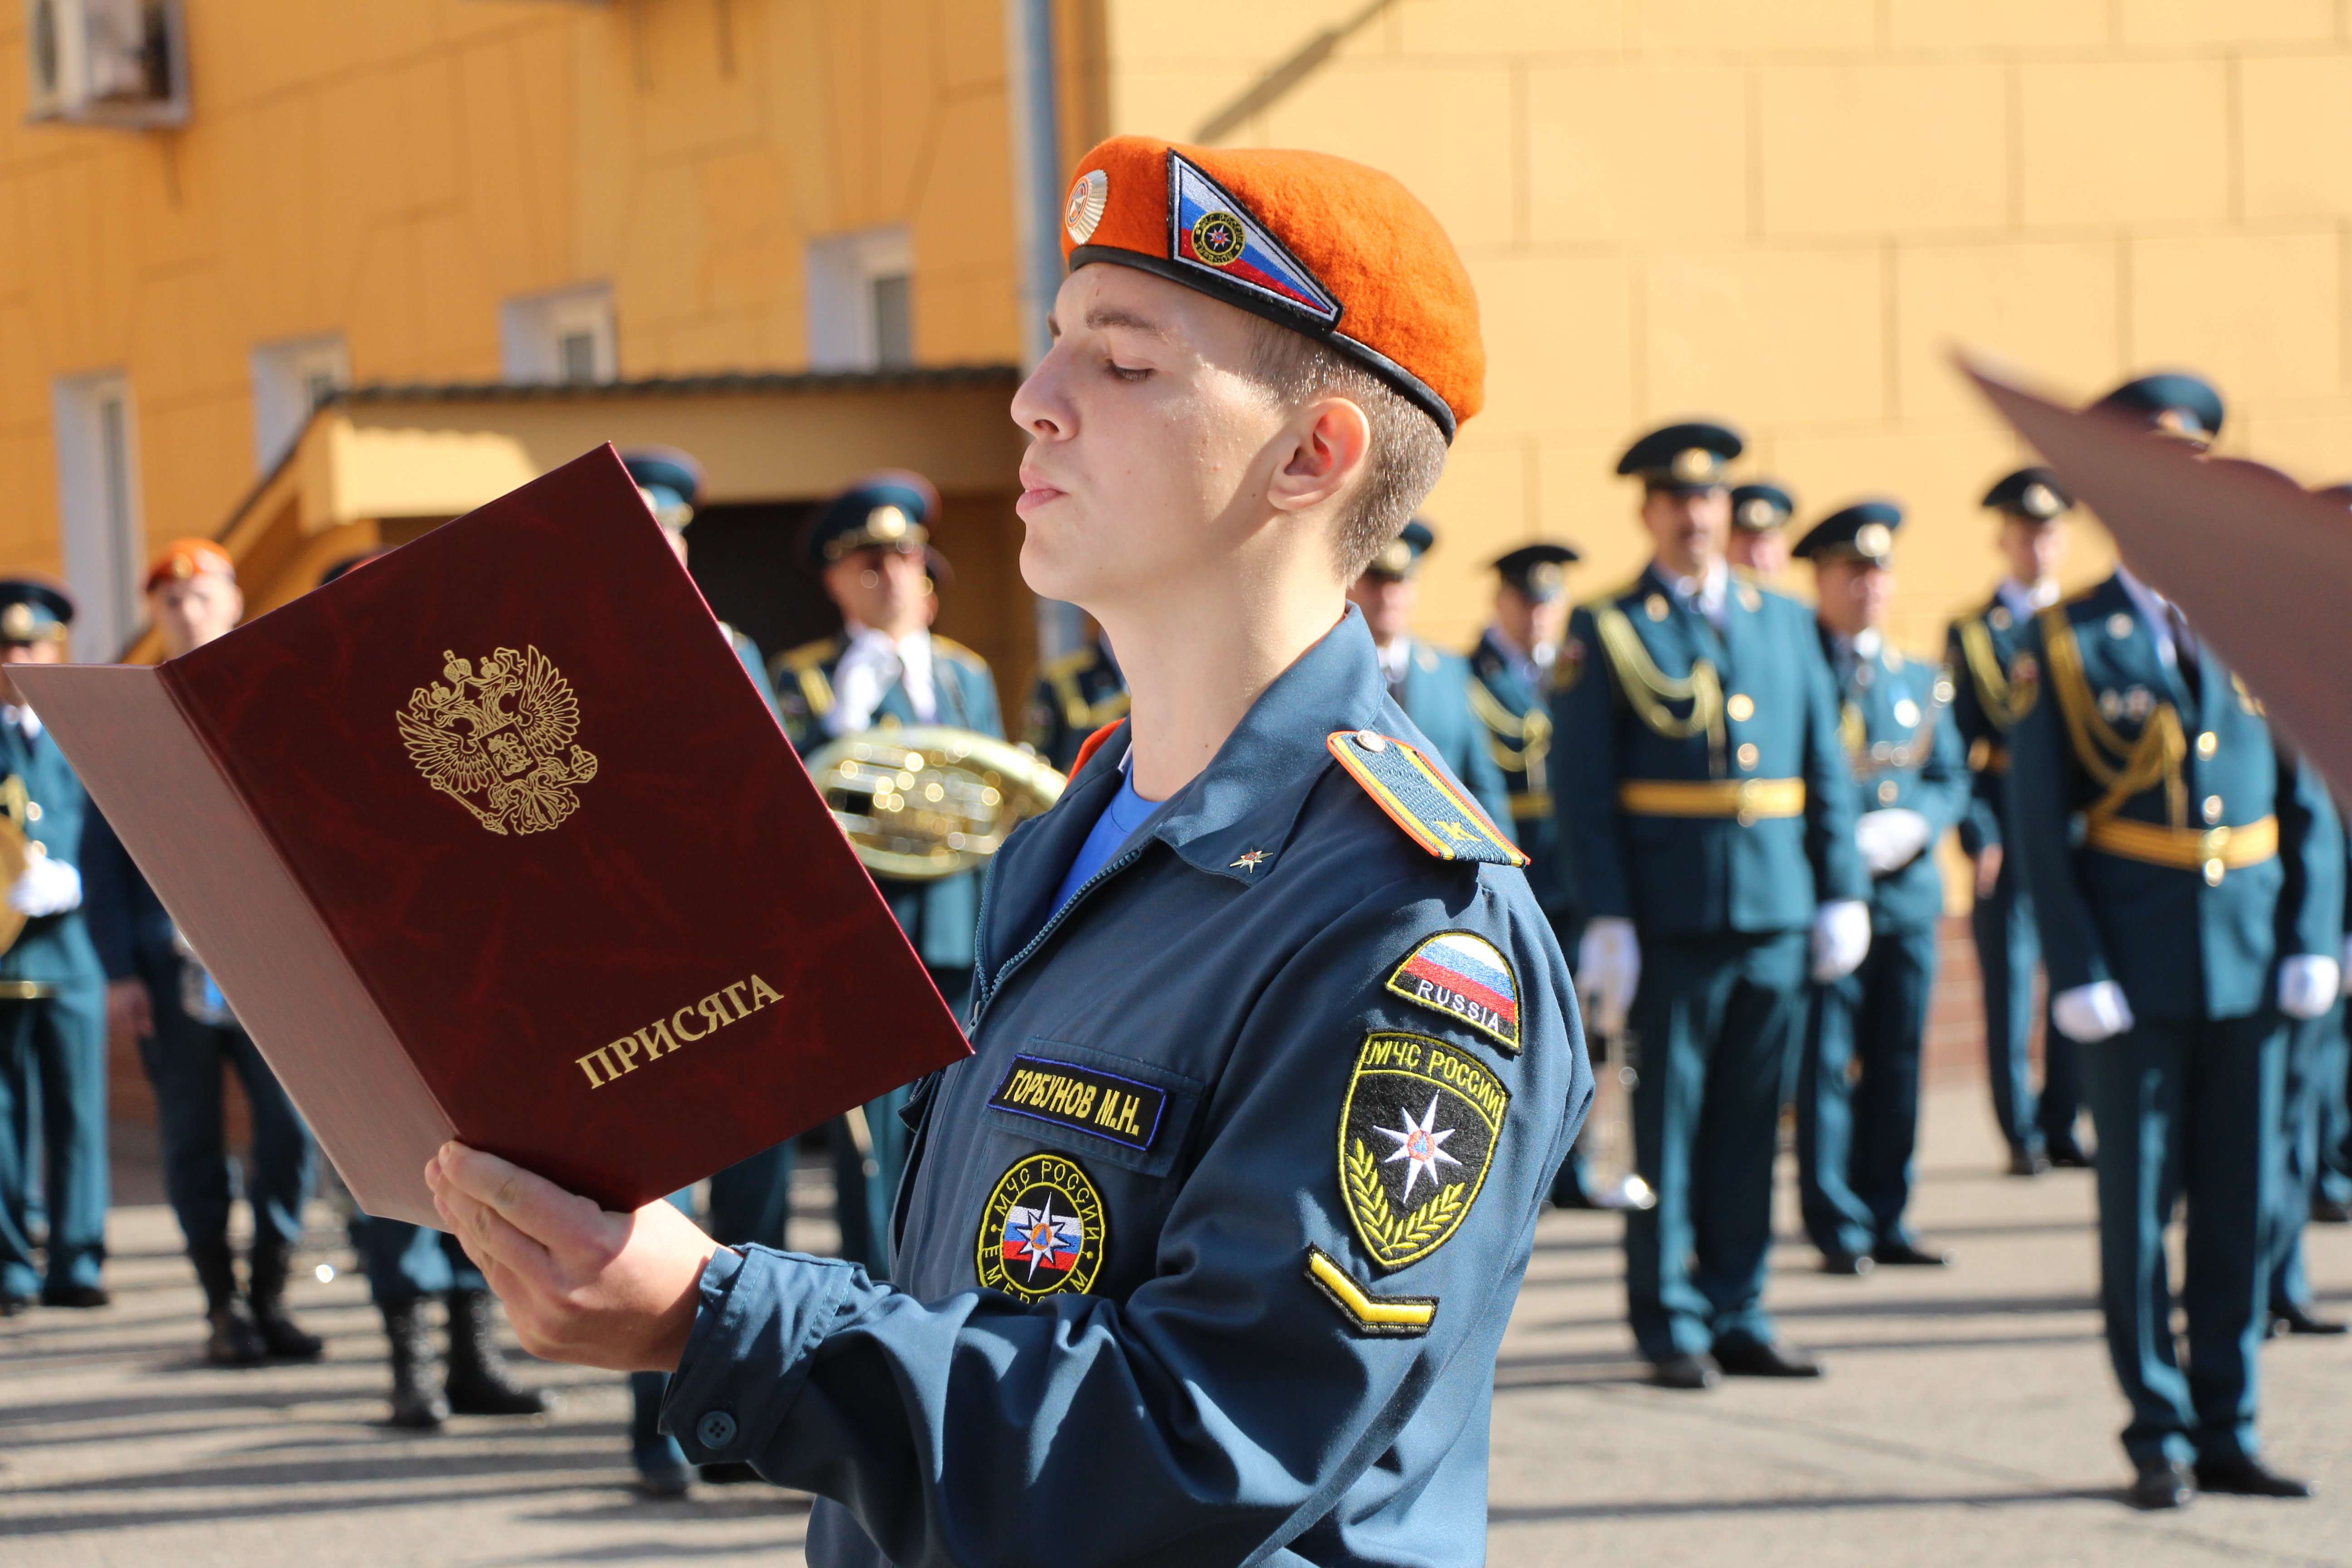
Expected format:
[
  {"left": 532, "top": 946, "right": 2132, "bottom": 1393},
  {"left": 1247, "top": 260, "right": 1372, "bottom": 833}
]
[{"left": 425, "top": 1142, "right": 720, "bottom": 1373}]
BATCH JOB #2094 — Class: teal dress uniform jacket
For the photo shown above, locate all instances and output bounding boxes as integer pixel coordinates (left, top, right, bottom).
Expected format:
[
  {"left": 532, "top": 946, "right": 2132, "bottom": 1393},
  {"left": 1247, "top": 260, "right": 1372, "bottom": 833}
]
[
  {"left": 774, "top": 634, "right": 1004, "bottom": 974},
  {"left": 1394, "top": 638, "right": 1514, "bottom": 841},
  {"left": 1468, "top": 631, "right": 1573, "bottom": 926},
  {"left": 0, "top": 720, "right": 101, "bottom": 991},
  {"left": 1833, "top": 637, "right": 1969, "bottom": 931},
  {"left": 1553, "top": 567, "right": 1867, "bottom": 933},
  {"left": 1024, "top": 639, "right": 1129, "bottom": 774},
  {"left": 659, "top": 608, "right": 1588, "bottom": 1566}
]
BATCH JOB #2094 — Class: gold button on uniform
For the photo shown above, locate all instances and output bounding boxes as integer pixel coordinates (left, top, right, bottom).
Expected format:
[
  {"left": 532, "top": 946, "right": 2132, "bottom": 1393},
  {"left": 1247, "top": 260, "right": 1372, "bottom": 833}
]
[
  {"left": 1726, "top": 693, "right": 1754, "bottom": 722},
  {"left": 1877, "top": 780, "right": 1898, "bottom": 805},
  {"left": 1736, "top": 742, "right": 1759, "bottom": 769},
  {"left": 2205, "top": 860, "right": 2226, "bottom": 886},
  {"left": 2196, "top": 731, "right": 2218, "bottom": 758},
  {"left": 2107, "top": 612, "right": 2134, "bottom": 640},
  {"left": 2203, "top": 795, "right": 2223, "bottom": 824},
  {"left": 23, "top": 803, "right": 38, "bottom": 823},
  {"left": 1645, "top": 594, "right": 1669, "bottom": 622}
]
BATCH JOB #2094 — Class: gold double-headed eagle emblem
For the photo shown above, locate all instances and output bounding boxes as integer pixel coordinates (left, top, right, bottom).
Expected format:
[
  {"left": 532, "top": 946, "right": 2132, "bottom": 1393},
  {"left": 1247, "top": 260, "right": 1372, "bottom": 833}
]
[{"left": 397, "top": 646, "right": 598, "bottom": 835}]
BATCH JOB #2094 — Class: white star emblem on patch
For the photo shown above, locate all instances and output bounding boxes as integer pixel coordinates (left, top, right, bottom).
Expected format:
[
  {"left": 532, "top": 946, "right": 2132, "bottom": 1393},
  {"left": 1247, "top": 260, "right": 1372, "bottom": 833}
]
[{"left": 1372, "top": 1092, "right": 1462, "bottom": 1203}]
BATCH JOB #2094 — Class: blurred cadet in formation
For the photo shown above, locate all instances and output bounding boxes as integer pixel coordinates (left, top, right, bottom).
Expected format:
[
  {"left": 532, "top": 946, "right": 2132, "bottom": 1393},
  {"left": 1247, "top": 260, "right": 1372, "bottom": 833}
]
[
  {"left": 1726, "top": 480, "right": 1795, "bottom": 580},
  {"left": 82, "top": 542, "right": 320, "bottom": 1363},
  {"left": 1944, "top": 469, "right": 2090, "bottom": 1177},
  {"left": 1792, "top": 503, "right": 1966, "bottom": 1275},
  {"left": 312, "top": 549, "right": 551, "bottom": 1430},
  {"left": 621, "top": 445, "right": 799, "bottom": 1494},
  {"left": 2009, "top": 372, "right": 2343, "bottom": 1509},
  {"left": 1024, "top": 618, "right": 1127, "bottom": 773},
  {"left": 1555, "top": 421, "right": 1868, "bottom": 1390},
  {"left": 0, "top": 577, "right": 106, "bottom": 1315},
  {"left": 626, "top": 446, "right": 784, "bottom": 725},
  {"left": 1345, "top": 518, "right": 1513, "bottom": 834},
  {"left": 774, "top": 474, "right": 1001, "bottom": 1279}
]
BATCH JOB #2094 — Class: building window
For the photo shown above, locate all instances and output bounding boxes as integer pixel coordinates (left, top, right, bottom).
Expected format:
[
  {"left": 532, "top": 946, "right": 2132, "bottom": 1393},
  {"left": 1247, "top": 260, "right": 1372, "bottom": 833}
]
[
  {"left": 249, "top": 334, "right": 350, "bottom": 471},
  {"left": 50, "top": 371, "right": 143, "bottom": 659},
  {"left": 500, "top": 284, "right": 617, "bottom": 385},
  {"left": 807, "top": 227, "right": 914, "bottom": 372}
]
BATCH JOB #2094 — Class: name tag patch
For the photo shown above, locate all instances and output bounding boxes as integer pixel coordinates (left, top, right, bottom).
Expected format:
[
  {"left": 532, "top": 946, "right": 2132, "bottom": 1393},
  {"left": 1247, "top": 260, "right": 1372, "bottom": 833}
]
[
  {"left": 989, "top": 1055, "right": 1167, "bottom": 1152},
  {"left": 1385, "top": 931, "right": 1521, "bottom": 1054}
]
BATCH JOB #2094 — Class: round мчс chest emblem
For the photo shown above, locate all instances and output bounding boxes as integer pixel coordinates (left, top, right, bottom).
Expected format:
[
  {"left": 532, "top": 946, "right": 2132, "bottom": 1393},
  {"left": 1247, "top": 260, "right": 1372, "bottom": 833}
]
[
  {"left": 1191, "top": 210, "right": 1247, "bottom": 267},
  {"left": 976, "top": 1152, "right": 1108, "bottom": 1302}
]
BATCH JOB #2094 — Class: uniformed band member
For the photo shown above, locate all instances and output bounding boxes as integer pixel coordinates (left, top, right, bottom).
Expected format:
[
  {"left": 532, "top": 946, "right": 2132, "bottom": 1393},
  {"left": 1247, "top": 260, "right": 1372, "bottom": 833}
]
[
  {"left": 623, "top": 446, "right": 785, "bottom": 724},
  {"left": 0, "top": 578, "right": 108, "bottom": 1315},
  {"left": 774, "top": 474, "right": 1004, "bottom": 1280},
  {"left": 2010, "top": 372, "right": 2342, "bottom": 1507},
  {"left": 1727, "top": 480, "right": 1795, "bottom": 580},
  {"left": 1555, "top": 421, "right": 1869, "bottom": 1388},
  {"left": 82, "top": 541, "right": 320, "bottom": 1362},
  {"left": 1025, "top": 620, "right": 1128, "bottom": 772},
  {"left": 1346, "top": 518, "right": 1514, "bottom": 834},
  {"left": 428, "top": 133, "right": 1587, "bottom": 1561},
  {"left": 1945, "top": 468, "right": 2089, "bottom": 1176},
  {"left": 1791, "top": 503, "right": 1967, "bottom": 1273}
]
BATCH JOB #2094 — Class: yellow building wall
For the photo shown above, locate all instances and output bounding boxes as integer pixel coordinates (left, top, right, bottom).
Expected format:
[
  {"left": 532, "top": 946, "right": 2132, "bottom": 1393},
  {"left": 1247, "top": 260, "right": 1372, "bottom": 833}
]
[
  {"left": 0, "top": 0, "right": 1022, "bottom": 588},
  {"left": 1100, "top": 0, "right": 2352, "bottom": 657}
]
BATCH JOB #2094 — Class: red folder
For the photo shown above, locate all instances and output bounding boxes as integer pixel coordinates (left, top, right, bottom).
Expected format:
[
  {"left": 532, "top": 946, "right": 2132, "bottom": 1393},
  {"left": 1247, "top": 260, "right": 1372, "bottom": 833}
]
[{"left": 15, "top": 446, "right": 971, "bottom": 1227}]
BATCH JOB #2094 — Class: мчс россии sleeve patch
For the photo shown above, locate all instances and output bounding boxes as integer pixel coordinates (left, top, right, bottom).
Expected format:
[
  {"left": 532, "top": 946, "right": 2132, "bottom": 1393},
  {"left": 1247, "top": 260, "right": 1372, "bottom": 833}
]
[{"left": 1337, "top": 1031, "right": 1507, "bottom": 1271}]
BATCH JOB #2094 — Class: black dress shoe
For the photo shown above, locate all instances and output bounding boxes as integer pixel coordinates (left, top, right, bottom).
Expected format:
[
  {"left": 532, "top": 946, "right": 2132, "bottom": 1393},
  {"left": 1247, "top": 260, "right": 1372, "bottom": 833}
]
[
  {"left": 696, "top": 1460, "right": 764, "bottom": 1485},
  {"left": 2194, "top": 1455, "right": 2313, "bottom": 1498},
  {"left": 1649, "top": 1353, "right": 1720, "bottom": 1391},
  {"left": 1714, "top": 1338, "right": 1823, "bottom": 1378},
  {"left": 2269, "top": 1302, "right": 2349, "bottom": 1337},
  {"left": 39, "top": 1284, "right": 109, "bottom": 1308},
  {"left": 2129, "top": 1458, "right": 2193, "bottom": 1510},
  {"left": 2312, "top": 1195, "right": 2352, "bottom": 1225},
  {"left": 1818, "top": 1250, "right": 1875, "bottom": 1276},
  {"left": 1872, "top": 1240, "right": 1953, "bottom": 1268},
  {"left": 2047, "top": 1145, "right": 2094, "bottom": 1170},
  {"left": 2007, "top": 1148, "right": 2051, "bottom": 1178},
  {"left": 0, "top": 1294, "right": 29, "bottom": 1317}
]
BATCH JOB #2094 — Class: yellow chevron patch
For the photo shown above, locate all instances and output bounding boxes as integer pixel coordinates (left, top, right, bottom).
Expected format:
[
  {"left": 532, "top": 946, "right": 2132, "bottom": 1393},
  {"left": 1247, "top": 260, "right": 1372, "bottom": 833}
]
[{"left": 1304, "top": 1245, "right": 1436, "bottom": 1337}]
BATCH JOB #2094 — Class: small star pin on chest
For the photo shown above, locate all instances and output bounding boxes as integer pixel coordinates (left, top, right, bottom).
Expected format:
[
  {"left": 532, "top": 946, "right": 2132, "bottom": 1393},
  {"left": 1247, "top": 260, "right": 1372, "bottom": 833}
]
[{"left": 1230, "top": 849, "right": 1269, "bottom": 872}]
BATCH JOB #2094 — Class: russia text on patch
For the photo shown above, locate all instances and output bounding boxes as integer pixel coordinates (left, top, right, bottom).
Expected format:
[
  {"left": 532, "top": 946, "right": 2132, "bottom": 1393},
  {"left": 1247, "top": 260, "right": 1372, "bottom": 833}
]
[{"left": 1385, "top": 931, "right": 1522, "bottom": 1054}]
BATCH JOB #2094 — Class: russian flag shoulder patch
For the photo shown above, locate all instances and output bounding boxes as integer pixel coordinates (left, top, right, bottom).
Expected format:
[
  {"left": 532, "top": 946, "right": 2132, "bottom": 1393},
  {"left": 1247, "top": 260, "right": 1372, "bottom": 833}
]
[{"left": 1386, "top": 931, "right": 1523, "bottom": 1054}]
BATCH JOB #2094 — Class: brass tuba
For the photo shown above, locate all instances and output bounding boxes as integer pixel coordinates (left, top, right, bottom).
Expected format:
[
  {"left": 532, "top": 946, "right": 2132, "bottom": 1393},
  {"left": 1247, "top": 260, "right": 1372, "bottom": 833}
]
[{"left": 804, "top": 725, "right": 1066, "bottom": 882}]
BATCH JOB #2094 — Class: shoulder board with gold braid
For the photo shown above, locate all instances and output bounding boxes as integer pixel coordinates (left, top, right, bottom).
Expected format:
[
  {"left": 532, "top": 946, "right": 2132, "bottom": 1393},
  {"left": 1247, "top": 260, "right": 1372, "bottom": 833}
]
[
  {"left": 1325, "top": 728, "right": 1527, "bottom": 867},
  {"left": 931, "top": 634, "right": 991, "bottom": 672},
  {"left": 1040, "top": 646, "right": 1098, "bottom": 728},
  {"left": 771, "top": 636, "right": 842, "bottom": 717}
]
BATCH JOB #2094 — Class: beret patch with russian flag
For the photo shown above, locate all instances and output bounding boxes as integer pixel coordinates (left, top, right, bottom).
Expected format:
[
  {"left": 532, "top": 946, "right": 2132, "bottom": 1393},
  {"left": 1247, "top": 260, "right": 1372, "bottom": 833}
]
[{"left": 1062, "top": 136, "right": 1485, "bottom": 443}]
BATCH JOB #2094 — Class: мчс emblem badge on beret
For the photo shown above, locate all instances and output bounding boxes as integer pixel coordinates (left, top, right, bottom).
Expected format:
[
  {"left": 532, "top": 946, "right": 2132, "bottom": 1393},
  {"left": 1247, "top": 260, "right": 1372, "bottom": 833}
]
[
  {"left": 397, "top": 646, "right": 599, "bottom": 835},
  {"left": 1338, "top": 1032, "right": 1506, "bottom": 1271}
]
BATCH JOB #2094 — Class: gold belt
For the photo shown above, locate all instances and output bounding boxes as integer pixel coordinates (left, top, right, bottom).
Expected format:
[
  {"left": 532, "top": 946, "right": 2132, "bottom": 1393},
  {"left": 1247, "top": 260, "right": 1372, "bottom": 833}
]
[
  {"left": 2083, "top": 813, "right": 2278, "bottom": 883},
  {"left": 1617, "top": 778, "right": 1805, "bottom": 821},
  {"left": 0, "top": 980, "right": 57, "bottom": 1000},
  {"left": 1968, "top": 739, "right": 2009, "bottom": 775},
  {"left": 1511, "top": 791, "right": 1553, "bottom": 821}
]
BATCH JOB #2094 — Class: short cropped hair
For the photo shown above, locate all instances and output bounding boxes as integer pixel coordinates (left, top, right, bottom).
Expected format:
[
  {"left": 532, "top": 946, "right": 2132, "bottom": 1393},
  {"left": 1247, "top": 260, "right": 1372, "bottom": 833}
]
[{"left": 1241, "top": 318, "right": 1448, "bottom": 580}]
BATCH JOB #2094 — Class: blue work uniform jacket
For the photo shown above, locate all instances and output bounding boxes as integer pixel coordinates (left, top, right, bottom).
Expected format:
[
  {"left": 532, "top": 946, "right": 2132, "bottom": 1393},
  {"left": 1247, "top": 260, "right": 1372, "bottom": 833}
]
[
  {"left": 1942, "top": 592, "right": 2042, "bottom": 859},
  {"left": 1551, "top": 565, "right": 1866, "bottom": 936},
  {"left": 662, "top": 606, "right": 1590, "bottom": 1566},
  {"left": 774, "top": 632, "right": 1004, "bottom": 972},
  {"left": 1467, "top": 630, "right": 1575, "bottom": 928},
  {"left": 1392, "top": 637, "right": 1514, "bottom": 841},
  {"left": 78, "top": 806, "right": 171, "bottom": 983},
  {"left": 2009, "top": 573, "right": 2341, "bottom": 1020},
  {"left": 0, "top": 716, "right": 100, "bottom": 992},
  {"left": 1821, "top": 628, "right": 1969, "bottom": 932}
]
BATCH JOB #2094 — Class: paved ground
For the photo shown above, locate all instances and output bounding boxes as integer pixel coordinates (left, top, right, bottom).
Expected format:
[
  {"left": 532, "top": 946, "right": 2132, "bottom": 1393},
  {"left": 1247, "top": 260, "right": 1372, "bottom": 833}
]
[{"left": 3, "top": 1086, "right": 2348, "bottom": 1567}]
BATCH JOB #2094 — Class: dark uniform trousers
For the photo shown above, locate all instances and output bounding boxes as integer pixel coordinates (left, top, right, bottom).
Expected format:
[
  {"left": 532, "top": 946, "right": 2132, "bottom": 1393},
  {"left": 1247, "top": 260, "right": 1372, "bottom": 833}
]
[
  {"left": 0, "top": 985, "right": 108, "bottom": 1297},
  {"left": 774, "top": 631, "right": 1003, "bottom": 1282},
  {"left": 1797, "top": 634, "right": 1966, "bottom": 1256},
  {"left": 2268, "top": 998, "right": 2343, "bottom": 1313},
  {"left": 139, "top": 999, "right": 310, "bottom": 1256},
  {"left": 1970, "top": 856, "right": 2082, "bottom": 1157},
  {"left": 1553, "top": 567, "right": 1864, "bottom": 1363},
  {"left": 2012, "top": 573, "right": 2341, "bottom": 1467}
]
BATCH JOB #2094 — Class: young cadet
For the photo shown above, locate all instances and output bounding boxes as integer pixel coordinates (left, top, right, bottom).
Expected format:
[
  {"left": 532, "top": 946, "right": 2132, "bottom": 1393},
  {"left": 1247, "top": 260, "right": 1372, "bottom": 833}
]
[
  {"left": 1024, "top": 619, "right": 1128, "bottom": 773},
  {"left": 774, "top": 474, "right": 1004, "bottom": 1280},
  {"left": 1790, "top": 504, "right": 1968, "bottom": 1274},
  {"left": 82, "top": 542, "right": 320, "bottom": 1362},
  {"left": 1553, "top": 421, "right": 1869, "bottom": 1389},
  {"left": 1726, "top": 480, "right": 1795, "bottom": 580},
  {"left": 1346, "top": 518, "right": 1514, "bottom": 834},
  {"left": 2009, "top": 373, "right": 2341, "bottom": 1508},
  {"left": 1945, "top": 469, "right": 2088, "bottom": 1177},
  {"left": 425, "top": 135, "right": 1586, "bottom": 1563},
  {"left": 0, "top": 578, "right": 108, "bottom": 1314}
]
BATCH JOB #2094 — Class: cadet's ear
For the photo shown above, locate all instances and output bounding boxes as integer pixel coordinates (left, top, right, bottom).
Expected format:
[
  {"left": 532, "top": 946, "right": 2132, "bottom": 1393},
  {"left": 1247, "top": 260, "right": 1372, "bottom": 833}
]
[{"left": 1265, "top": 395, "right": 1372, "bottom": 519}]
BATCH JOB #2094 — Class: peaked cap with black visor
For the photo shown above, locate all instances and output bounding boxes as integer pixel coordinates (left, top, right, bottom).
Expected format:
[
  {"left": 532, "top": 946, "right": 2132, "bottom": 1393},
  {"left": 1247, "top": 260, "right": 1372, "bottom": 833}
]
[{"left": 1057, "top": 137, "right": 1485, "bottom": 445}]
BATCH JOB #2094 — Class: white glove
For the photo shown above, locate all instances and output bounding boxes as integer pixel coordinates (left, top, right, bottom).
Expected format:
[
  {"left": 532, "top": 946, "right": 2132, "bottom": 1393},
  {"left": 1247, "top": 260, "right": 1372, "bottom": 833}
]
[
  {"left": 2053, "top": 980, "right": 2135, "bottom": 1043},
  {"left": 2340, "top": 936, "right": 2352, "bottom": 996},
  {"left": 1575, "top": 916, "right": 1641, "bottom": 1037},
  {"left": 1854, "top": 808, "right": 1933, "bottom": 876},
  {"left": 1808, "top": 899, "right": 1871, "bottom": 983},
  {"left": 8, "top": 853, "right": 80, "bottom": 918},
  {"left": 2278, "top": 955, "right": 2342, "bottom": 1020}
]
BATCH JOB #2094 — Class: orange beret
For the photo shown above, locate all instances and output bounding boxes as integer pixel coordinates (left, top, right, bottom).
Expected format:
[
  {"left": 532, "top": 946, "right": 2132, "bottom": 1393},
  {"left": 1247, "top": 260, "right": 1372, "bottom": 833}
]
[
  {"left": 1059, "top": 136, "right": 1484, "bottom": 442},
  {"left": 145, "top": 538, "right": 235, "bottom": 593}
]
